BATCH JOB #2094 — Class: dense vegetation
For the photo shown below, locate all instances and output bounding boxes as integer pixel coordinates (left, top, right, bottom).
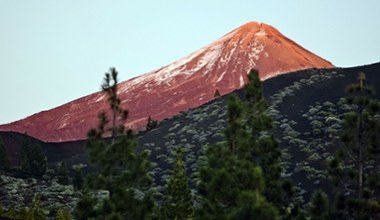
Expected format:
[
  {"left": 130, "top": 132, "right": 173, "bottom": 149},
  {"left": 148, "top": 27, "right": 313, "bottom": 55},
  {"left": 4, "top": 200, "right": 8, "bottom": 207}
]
[{"left": 0, "top": 63, "right": 380, "bottom": 219}]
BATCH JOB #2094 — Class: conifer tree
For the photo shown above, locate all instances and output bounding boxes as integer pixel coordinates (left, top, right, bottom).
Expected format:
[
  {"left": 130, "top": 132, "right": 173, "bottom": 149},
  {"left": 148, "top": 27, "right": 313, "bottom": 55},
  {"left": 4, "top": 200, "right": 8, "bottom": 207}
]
[
  {"left": 56, "top": 161, "right": 70, "bottom": 185},
  {"left": 72, "top": 164, "right": 84, "bottom": 190},
  {"left": 0, "top": 137, "right": 10, "bottom": 172},
  {"left": 100, "top": 67, "right": 129, "bottom": 142},
  {"left": 76, "top": 67, "right": 154, "bottom": 219},
  {"left": 6, "top": 207, "right": 17, "bottom": 219},
  {"left": 196, "top": 78, "right": 279, "bottom": 219},
  {"left": 161, "top": 148, "right": 193, "bottom": 220},
  {"left": 146, "top": 116, "right": 158, "bottom": 131},
  {"left": 27, "top": 196, "right": 46, "bottom": 220},
  {"left": 244, "top": 69, "right": 293, "bottom": 216},
  {"left": 19, "top": 207, "right": 29, "bottom": 219},
  {"left": 19, "top": 139, "right": 47, "bottom": 178},
  {"left": 74, "top": 191, "right": 98, "bottom": 220},
  {"left": 329, "top": 72, "right": 380, "bottom": 219},
  {"left": 0, "top": 205, "right": 4, "bottom": 217},
  {"left": 309, "top": 190, "right": 329, "bottom": 220},
  {"left": 55, "top": 208, "right": 71, "bottom": 220},
  {"left": 214, "top": 89, "right": 221, "bottom": 98}
]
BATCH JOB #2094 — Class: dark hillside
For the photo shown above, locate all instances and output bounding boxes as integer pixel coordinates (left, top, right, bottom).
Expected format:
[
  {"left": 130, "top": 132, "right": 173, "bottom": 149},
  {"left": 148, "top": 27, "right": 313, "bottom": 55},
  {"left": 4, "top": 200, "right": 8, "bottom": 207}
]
[
  {"left": 0, "top": 131, "right": 86, "bottom": 165},
  {"left": 137, "top": 62, "right": 380, "bottom": 200},
  {"left": 1, "top": 62, "right": 379, "bottom": 203}
]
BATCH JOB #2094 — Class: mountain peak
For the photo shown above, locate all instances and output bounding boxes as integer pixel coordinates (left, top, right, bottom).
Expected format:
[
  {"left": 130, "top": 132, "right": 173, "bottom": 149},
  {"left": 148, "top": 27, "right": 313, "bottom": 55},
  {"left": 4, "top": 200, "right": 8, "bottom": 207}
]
[
  {"left": 235, "top": 21, "right": 270, "bottom": 32},
  {"left": 226, "top": 21, "right": 277, "bottom": 37},
  {"left": 0, "top": 22, "right": 334, "bottom": 142}
]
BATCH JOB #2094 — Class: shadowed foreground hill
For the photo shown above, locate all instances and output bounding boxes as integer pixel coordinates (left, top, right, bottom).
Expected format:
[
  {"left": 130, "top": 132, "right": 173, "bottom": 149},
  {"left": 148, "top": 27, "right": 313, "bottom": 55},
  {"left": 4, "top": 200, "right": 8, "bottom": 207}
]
[{"left": 1, "top": 62, "right": 379, "bottom": 203}]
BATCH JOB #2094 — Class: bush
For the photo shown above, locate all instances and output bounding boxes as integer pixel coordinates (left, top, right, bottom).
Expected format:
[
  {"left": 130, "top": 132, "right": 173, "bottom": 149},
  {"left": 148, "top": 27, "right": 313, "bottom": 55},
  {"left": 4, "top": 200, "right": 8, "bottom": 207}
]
[{"left": 307, "top": 153, "right": 321, "bottom": 162}]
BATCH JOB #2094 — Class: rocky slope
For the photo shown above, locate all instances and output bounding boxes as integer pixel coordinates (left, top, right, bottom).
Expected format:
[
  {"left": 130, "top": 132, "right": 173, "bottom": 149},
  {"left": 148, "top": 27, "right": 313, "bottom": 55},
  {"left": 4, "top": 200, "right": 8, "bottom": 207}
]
[{"left": 0, "top": 21, "right": 334, "bottom": 142}]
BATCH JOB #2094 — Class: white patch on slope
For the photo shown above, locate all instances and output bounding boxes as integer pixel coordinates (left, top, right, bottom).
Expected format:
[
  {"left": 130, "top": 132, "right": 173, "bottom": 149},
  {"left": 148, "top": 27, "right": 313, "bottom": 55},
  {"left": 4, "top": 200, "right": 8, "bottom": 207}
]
[
  {"left": 249, "top": 39, "right": 265, "bottom": 60},
  {"left": 118, "top": 24, "right": 256, "bottom": 94},
  {"left": 245, "top": 38, "right": 265, "bottom": 72},
  {"left": 219, "top": 41, "right": 238, "bottom": 65},
  {"left": 216, "top": 71, "right": 227, "bottom": 83},
  {"left": 153, "top": 50, "right": 201, "bottom": 83},
  {"left": 94, "top": 94, "right": 106, "bottom": 103},
  {"left": 58, "top": 123, "right": 67, "bottom": 129},
  {"left": 119, "top": 41, "right": 225, "bottom": 94},
  {"left": 151, "top": 42, "right": 223, "bottom": 83},
  {"left": 239, "top": 75, "right": 245, "bottom": 87},
  {"left": 198, "top": 44, "right": 223, "bottom": 75},
  {"left": 255, "top": 29, "right": 267, "bottom": 36},
  {"left": 261, "top": 67, "right": 298, "bottom": 81},
  {"left": 58, "top": 113, "right": 70, "bottom": 129}
]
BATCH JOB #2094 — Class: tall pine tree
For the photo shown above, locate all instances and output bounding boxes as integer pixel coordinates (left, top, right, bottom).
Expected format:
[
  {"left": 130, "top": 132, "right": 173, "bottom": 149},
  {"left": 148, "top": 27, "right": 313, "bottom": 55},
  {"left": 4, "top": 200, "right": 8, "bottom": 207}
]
[
  {"left": 76, "top": 67, "right": 154, "bottom": 219},
  {"left": 244, "top": 69, "right": 294, "bottom": 217},
  {"left": 55, "top": 208, "right": 71, "bottom": 220},
  {"left": 19, "top": 138, "right": 47, "bottom": 178},
  {"left": 160, "top": 148, "right": 193, "bottom": 220},
  {"left": 329, "top": 72, "right": 380, "bottom": 219},
  {"left": 0, "top": 137, "right": 10, "bottom": 172},
  {"left": 72, "top": 164, "right": 84, "bottom": 190},
  {"left": 309, "top": 190, "right": 329, "bottom": 220},
  {"left": 27, "top": 196, "right": 46, "bottom": 220},
  {"left": 196, "top": 69, "right": 280, "bottom": 219},
  {"left": 56, "top": 161, "right": 70, "bottom": 185},
  {"left": 74, "top": 191, "right": 98, "bottom": 220}
]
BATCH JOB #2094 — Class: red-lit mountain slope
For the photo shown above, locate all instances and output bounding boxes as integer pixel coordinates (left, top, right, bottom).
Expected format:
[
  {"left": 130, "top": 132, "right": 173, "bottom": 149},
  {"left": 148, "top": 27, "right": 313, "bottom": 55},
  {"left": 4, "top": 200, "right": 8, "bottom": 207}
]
[{"left": 0, "top": 22, "right": 334, "bottom": 142}]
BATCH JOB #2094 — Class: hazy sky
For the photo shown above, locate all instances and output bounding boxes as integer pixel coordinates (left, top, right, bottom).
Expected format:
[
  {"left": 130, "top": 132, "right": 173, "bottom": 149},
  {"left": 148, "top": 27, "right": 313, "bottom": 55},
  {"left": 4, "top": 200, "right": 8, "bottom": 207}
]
[{"left": 1, "top": 1, "right": 380, "bottom": 124}]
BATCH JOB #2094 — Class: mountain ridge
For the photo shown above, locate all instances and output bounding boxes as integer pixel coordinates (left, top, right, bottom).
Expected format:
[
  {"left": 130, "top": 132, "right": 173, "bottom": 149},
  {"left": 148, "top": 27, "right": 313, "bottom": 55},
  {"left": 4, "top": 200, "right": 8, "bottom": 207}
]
[{"left": 0, "top": 21, "right": 334, "bottom": 142}]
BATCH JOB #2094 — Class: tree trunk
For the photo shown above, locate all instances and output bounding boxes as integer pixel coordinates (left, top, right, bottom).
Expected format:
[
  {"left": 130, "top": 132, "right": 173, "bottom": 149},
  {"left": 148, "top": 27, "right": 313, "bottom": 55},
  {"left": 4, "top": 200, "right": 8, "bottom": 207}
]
[
  {"left": 357, "top": 109, "right": 363, "bottom": 200},
  {"left": 112, "top": 107, "right": 116, "bottom": 144},
  {"left": 358, "top": 148, "right": 363, "bottom": 200}
]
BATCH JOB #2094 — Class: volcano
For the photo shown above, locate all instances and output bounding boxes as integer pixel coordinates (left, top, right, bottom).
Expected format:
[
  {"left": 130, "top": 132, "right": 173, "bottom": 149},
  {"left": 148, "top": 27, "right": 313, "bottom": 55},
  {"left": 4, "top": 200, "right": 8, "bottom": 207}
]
[{"left": 0, "top": 22, "right": 334, "bottom": 142}]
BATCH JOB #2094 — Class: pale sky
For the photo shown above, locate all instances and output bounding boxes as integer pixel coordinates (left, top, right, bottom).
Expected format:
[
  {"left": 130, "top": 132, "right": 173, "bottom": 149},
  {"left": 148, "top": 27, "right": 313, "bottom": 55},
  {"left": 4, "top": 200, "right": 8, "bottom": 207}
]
[{"left": 1, "top": 1, "right": 380, "bottom": 124}]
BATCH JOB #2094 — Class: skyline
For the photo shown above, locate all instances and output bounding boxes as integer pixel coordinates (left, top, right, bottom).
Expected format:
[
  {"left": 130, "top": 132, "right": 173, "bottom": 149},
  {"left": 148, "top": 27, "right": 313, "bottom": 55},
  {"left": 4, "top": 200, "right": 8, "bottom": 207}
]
[{"left": 1, "top": 1, "right": 380, "bottom": 124}]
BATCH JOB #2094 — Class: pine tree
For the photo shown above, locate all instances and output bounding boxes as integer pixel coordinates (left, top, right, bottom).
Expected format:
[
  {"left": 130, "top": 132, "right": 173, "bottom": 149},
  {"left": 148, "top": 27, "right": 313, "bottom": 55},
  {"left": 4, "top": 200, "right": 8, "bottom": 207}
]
[
  {"left": 196, "top": 69, "right": 295, "bottom": 219},
  {"left": 328, "top": 72, "right": 380, "bottom": 219},
  {"left": 161, "top": 148, "right": 193, "bottom": 220},
  {"left": 328, "top": 194, "right": 346, "bottom": 220},
  {"left": 196, "top": 83, "right": 279, "bottom": 219},
  {"left": 146, "top": 116, "right": 158, "bottom": 131},
  {"left": 6, "top": 207, "right": 18, "bottom": 219},
  {"left": 72, "top": 164, "right": 84, "bottom": 190},
  {"left": 19, "top": 207, "right": 29, "bottom": 219},
  {"left": 100, "top": 67, "right": 129, "bottom": 142},
  {"left": 214, "top": 89, "right": 221, "bottom": 98},
  {"left": 76, "top": 67, "right": 154, "bottom": 219},
  {"left": 244, "top": 69, "right": 293, "bottom": 216},
  {"left": 27, "top": 196, "right": 46, "bottom": 220},
  {"left": 74, "top": 191, "right": 97, "bottom": 220},
  {"left": 342, "top": 72, "right": 380, "bottom": 199},
  {"left": 56, "top": 161, "right": 70, "bottom": 185},
  {"left": 0, "top": 137, "right": 10, "bottom": 172},
  {"left": 0, "top": 205, "right": 4, "bottom": 217},
  {"left": 309, "top": 190, "right": 329, "bottom": 220},
  {"left": 55, "top": 208, "right": 71, "bottom": 220},
  {"left": 292, "top": 208, "right": 307, "bottom": 220},
  {"left": 19, "top": 139, "right": 47, "bottom": 178}
]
